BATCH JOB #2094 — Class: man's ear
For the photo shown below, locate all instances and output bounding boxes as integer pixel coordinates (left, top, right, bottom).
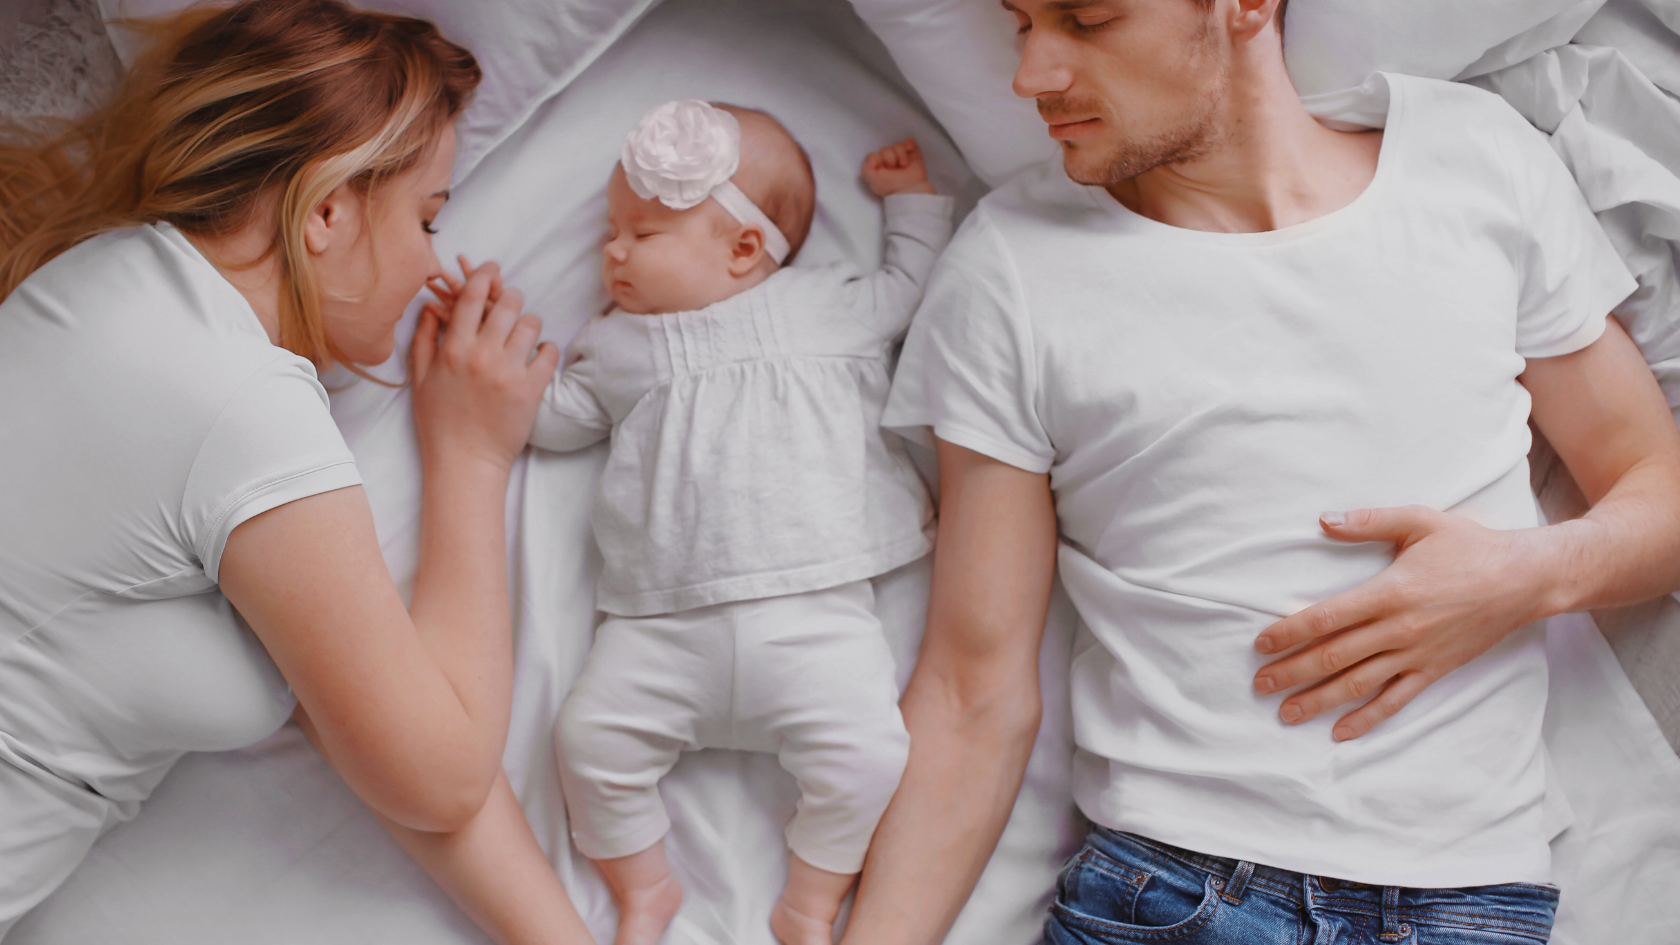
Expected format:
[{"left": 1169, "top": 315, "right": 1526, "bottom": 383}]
[
  {"left": 727, "top": 226, "right": 768, "bottom": 275},
  {"left": 1230, "top": 0, "right": 1284, "bottom": 45},
  {"left": 304, "top": 182, "right": 359, "bottom": 256}
]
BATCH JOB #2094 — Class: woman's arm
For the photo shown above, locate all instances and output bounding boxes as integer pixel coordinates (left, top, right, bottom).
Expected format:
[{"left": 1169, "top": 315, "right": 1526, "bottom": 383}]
[{"left": 220, "top": 266, "right": 587, "bottom": 943}]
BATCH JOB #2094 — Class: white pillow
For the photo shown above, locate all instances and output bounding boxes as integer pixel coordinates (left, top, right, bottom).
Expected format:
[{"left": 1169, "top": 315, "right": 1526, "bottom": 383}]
[
  {"left": 1283, "top": 0, "right": 1606, "bottom": 96},
  {"left": 848, "top": 0, "right": 1611, "bottom": 180},
  {"left": 95, "top": 0, "right": 656, "bottom": 178},
  {"left": 846, "top": 0, "right": 1051, "bottom": 187}
]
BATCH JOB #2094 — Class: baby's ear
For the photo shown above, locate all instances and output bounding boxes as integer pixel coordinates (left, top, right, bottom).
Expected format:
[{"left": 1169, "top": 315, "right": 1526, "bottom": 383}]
[{"left": 728, "top": 226, "right": 769, "bottom": 274}]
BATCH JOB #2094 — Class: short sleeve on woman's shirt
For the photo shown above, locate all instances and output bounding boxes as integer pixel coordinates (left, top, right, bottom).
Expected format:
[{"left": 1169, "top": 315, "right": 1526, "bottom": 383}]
[
  {"left": 883, "top": 212, "right": 1055, "bottom": 474},
  {"left": 182, "top": 354, "right": 362, "bottom": 583},
  {"left": 1495, "top": 107, "right": 1636, "bottom": 358}
]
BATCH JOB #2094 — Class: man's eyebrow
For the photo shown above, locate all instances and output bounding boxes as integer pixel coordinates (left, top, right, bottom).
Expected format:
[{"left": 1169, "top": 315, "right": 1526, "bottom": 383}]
[{"left": 1001, "top": 0, "right": 1112, "bottom": 12}]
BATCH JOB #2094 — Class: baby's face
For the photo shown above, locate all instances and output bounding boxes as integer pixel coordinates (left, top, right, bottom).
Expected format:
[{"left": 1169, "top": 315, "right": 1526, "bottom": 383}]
[{"left": 602, "top": 167, "right": 743, "bottom": 315}]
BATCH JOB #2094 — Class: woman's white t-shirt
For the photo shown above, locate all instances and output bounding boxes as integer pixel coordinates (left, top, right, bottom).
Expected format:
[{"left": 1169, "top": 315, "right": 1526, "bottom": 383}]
[
  {"left": 884, "top": 74, "right": 1637, "bottom": 887},
  {"left": 0, "top": 223, "right": 361, "bottom": 926}
]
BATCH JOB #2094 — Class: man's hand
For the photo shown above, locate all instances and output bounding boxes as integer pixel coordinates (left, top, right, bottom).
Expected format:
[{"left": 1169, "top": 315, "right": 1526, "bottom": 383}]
[
  {"left": 862, "top": 138, "right": 936, "bottom": 197},
  {"left": 1253, "top": 317, "right": 1680, "bottom": 741},
  {"left": 1251, "top": 506, "right": 1551, "bottom": 741}
]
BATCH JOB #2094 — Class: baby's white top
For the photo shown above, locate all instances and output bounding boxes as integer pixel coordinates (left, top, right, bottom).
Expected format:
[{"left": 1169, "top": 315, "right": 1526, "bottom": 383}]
[{"left": 532, "top": 193, "right": 955, "bottom": 617}]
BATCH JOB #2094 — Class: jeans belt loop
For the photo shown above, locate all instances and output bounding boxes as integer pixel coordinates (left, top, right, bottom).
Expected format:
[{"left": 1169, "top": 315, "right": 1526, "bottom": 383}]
[
  {"left": 1379, "top": 885, "right": 1404, "bottom": 941},
  {"left": 1220, "top": 860, "right": 1255, "bottom": 905}
]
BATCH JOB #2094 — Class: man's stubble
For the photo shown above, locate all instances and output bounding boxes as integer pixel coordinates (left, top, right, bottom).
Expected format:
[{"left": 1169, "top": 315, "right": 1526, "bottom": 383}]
[{"left": 1046, "top": 25, "right": 1230, "bottom": 187}]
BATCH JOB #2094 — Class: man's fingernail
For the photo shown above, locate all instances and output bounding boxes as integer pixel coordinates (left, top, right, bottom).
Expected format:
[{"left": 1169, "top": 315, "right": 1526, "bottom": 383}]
[
  {"left": 1280, "top": 704, "right": 1303, "bottom": 724},
  {"left": 1255, "top": 636, "right": 1276, "bottom": 654},
  {"left": 1321, "top": 511, "right": 1346, "bottom": 526},
  {"left": 1254, "top": 676, "right": 1276, "bottom": 694}
]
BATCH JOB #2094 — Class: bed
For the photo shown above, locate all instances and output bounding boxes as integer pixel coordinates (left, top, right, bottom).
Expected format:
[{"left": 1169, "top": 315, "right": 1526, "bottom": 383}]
[{"left": 12, "top": 0, "right": 1680, "bottom": 942}]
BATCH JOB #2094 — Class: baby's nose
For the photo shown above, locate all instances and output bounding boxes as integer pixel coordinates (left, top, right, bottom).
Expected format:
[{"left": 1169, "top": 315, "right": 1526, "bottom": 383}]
[{"left": 604, "top": 240, "right": 629, "bottom": 263}]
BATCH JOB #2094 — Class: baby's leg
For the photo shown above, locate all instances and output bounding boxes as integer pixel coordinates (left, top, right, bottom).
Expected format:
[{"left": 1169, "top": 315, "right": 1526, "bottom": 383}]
[
  {"left": 556, "top": 609, "right": 730, "bottom": 945},
  {"left": 733, "top": 581, "right": 911, "bottom": 945},
  {"left": 770, "top": 855, "right": 858, "bottom": 945},
  {"left": 594, "top": 841, "right": 685, "bottom": 945}
]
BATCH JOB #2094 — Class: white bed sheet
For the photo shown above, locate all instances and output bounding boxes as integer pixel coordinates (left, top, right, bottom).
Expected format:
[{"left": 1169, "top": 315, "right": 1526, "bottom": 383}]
[{"left": 16, "top": 2, "right": 1680, "bottom": 944}]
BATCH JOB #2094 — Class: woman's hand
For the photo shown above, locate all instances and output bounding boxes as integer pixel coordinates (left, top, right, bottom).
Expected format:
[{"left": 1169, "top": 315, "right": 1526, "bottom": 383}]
[{"left": 412, "top": 258, "right": 558, "bottom": 474}]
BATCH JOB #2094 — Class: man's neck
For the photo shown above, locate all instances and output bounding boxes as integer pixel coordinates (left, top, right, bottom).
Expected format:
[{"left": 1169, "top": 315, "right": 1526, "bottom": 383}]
[{"left": 1106, "top": 52, "right": 1382, "bottom": 234}]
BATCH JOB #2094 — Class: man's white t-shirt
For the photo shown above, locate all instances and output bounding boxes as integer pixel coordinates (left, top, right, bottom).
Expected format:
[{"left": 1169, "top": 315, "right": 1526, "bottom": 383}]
[{"left": 884, "top": 73, "right": 1636, "bottom": 888}]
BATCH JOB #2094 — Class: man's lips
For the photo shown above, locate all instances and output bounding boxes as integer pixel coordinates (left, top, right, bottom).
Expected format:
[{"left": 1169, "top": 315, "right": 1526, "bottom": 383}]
[{"left": 1046, "top": 117, "right": 1101, "bottom": 141}]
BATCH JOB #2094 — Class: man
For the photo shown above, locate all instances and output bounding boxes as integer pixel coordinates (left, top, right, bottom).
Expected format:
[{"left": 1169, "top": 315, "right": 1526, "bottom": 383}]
[{"left": 840, "top": 1, "right": 1680, "bottom": 943}]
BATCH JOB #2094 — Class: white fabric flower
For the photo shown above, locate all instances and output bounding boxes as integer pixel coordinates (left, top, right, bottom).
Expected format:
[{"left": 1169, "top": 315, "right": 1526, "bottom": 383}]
[{"left": 620, "top": 99, "right": 741, "bottom": 210}]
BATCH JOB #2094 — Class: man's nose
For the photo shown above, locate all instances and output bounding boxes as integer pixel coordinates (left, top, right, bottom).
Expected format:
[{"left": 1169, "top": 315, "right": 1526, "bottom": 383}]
[{"left": 1012, "top": 31, "right": 1075, "bottom": 100}]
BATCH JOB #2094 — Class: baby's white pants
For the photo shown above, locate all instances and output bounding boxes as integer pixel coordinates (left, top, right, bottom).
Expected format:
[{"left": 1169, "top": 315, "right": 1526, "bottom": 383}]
[{"left": 555, "top": 580, "right": 909, "bottom": 875}]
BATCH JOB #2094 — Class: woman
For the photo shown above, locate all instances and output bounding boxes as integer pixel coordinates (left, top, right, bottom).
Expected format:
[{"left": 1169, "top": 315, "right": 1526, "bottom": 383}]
[{"left": 0, "top": 2, "right": 591, "bottom": 942}]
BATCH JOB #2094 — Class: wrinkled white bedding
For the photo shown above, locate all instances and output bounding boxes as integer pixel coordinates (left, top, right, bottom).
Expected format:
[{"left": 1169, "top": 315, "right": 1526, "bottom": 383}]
[{"left": 15, "top": 1, "right": 1680, "bottom": 943}]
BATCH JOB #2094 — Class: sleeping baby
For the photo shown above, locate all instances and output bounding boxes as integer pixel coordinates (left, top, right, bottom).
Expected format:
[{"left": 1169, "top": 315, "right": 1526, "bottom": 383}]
[{"left": 530, "top": 100, "right": 954, "bottom": 945}]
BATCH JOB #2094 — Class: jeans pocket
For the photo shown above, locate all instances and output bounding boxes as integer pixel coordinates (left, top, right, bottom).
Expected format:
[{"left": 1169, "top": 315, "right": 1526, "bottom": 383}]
[{"left": 1048, "top": 845, "right": 1223, "bottom": 943}]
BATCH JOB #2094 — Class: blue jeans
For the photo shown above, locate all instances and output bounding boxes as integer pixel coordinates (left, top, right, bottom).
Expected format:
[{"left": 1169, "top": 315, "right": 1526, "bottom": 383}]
[{"left": 1044, "top": 828, "right": 1559, "bottom": 945}]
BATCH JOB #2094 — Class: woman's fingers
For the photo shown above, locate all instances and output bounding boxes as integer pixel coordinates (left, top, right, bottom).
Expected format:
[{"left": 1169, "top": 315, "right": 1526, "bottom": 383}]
[
  {"left": 480, "top": 286, "right": 524, "bottom": 346},
  {"left": 529, "top": 340, "right": 561, "bottom": 382},
  {"left": 455, "top": 255, "right": 503, "bottom": 306},
  {"left": 506, "top": 312, "right": 543, "bottom": 358},
  {"left": 444, "top": 262, "right": 499, "bottom": 344},
  {"left": 411, "top": 304, "right": 441, "bottom": 385}
]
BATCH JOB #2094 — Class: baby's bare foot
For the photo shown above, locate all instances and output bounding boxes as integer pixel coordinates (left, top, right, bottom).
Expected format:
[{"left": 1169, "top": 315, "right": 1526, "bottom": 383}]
[
  {"left": 770, "top": 897, "right": 835, "bottom": 945},
  {"left": 613, "top": 872, "right": 683, "bottom": 945}
]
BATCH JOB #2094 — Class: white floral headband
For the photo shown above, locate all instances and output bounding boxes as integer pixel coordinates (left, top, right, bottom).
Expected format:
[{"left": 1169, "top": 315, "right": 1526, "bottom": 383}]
[{"left": 619, "top": 99, "right": 793, "bottom": 265}]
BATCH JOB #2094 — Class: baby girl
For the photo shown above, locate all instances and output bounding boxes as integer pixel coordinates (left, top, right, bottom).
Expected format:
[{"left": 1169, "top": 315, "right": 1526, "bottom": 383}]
[{"left": 530, "top": 100, "right": 954, "bottom": 945}]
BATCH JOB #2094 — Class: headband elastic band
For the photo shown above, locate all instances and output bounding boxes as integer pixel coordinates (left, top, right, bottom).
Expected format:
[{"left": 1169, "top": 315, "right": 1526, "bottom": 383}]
[{"left": 710, "top": 181, "right": 791, "bottom": 264}]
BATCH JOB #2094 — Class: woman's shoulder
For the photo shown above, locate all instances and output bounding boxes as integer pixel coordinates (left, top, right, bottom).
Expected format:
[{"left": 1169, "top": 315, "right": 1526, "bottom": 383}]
[{"left": 4, "top": 224, "right": 303, "bottom": 408}]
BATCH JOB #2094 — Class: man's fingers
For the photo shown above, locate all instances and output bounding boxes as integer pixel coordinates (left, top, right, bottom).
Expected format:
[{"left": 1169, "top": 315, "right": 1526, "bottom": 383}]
[
  {"left": 1255, "top": 610, "right": 1410, "bottom": 693},
  {"left": 1330, "top": 670, "right": 1433, "bottom": 741},
  {"left": 1272, "top": 653, "right": 1408, "bottom": 726},
  {"left": 1255, "top": 581, "right": 1392, "bottom": 655},
  {"left": 1320, "top": 504, "right": 1440, "bottom": 546}
]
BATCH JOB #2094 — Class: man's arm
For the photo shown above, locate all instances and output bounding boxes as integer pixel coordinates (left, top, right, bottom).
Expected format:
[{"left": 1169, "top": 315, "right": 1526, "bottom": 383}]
[
  {"left": 840, "top": 439, "right": 1058, "bottom": 945},
  {"left": 1250, "top": 317, "right": 1680, "bottom": 739}
]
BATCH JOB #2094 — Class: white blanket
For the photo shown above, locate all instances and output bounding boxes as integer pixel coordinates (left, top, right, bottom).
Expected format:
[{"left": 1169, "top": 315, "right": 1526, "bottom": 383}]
[{"left": 15, "top": 1, "right": 1680, "bottom": 944}]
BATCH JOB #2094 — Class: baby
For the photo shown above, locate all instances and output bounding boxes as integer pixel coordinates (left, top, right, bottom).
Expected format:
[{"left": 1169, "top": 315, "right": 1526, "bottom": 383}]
[{"left": 530, "top": 100, "right": 954, "bottom": 945}]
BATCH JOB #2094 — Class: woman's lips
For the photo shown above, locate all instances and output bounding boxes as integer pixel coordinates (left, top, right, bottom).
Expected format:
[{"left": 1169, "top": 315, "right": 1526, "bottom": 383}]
[{"left": 1048, "top": 117, "right": 1100, "bottom": 141}]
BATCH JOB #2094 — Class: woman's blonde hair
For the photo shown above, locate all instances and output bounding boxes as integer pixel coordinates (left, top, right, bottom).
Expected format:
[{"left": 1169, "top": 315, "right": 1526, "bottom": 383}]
[{"left": 0, "top": 0, "right": 481, "bottom": 369}]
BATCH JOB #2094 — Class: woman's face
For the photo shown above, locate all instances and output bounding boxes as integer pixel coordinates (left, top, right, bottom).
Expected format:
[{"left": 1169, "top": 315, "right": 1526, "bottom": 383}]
[{"left": 313, "top": 126, "right": 457, "bottom": 365}]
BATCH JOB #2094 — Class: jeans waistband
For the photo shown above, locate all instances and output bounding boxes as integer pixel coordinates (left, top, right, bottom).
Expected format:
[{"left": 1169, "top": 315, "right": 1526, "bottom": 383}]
[{"left": 1088, "top": 826, "right": 1559, "bottom": 939}]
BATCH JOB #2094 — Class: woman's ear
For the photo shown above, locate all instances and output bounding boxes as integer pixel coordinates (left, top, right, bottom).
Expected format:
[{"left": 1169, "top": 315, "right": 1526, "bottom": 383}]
[
  {"left": 727, "top": 226, "right": 768, "bottom": 275},
  {"left": 304, "top": 183, "right": 360, "bottom": 256}
]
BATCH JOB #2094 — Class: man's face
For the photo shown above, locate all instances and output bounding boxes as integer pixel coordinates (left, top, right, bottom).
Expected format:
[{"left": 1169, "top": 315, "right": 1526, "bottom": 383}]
[{"left": 1006, "top": 0, "right": 1231, "bottom": 186}]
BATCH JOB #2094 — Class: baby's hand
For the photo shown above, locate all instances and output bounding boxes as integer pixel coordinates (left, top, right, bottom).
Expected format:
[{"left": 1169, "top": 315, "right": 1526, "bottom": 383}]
[{"left": 862, "top": 138, "right": 935, "bottom": 197}]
